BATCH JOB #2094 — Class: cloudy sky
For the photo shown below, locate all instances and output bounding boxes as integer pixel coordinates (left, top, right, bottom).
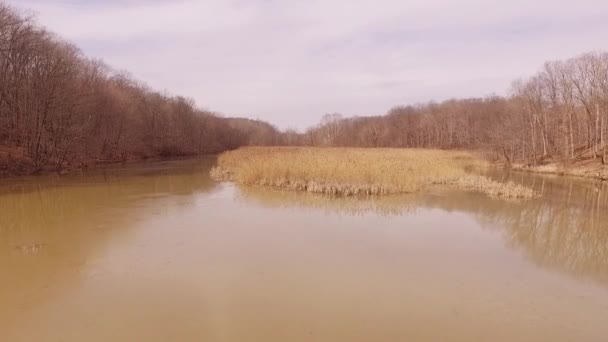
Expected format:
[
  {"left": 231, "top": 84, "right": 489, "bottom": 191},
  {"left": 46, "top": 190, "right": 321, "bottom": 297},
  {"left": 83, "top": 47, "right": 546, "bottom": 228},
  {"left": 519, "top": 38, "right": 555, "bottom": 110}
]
[{"left": 8, "top": 0, "right": 608, "bottom": 129}]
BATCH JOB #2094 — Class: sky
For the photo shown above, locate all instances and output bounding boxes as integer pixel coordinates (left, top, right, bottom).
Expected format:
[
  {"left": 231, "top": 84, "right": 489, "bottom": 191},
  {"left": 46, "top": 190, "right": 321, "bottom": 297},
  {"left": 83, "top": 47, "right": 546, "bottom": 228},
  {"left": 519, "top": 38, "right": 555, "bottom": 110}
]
[{"left": 7, "top": 0, "right": 608, "bottom": 130}]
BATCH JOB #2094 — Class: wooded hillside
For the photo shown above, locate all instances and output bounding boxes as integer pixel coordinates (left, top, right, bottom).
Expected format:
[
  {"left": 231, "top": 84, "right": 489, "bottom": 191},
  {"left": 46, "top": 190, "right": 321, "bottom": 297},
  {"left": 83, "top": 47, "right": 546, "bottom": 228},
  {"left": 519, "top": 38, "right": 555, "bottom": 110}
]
[
  {"left": 0, "top": 3, "right": 281, "bottom": 173},
  {"left": 2, "top": 1, "right": 607, "bottom": 175},
  {"left": 299, "top": 53, "right": 608, "bottom": 167}
]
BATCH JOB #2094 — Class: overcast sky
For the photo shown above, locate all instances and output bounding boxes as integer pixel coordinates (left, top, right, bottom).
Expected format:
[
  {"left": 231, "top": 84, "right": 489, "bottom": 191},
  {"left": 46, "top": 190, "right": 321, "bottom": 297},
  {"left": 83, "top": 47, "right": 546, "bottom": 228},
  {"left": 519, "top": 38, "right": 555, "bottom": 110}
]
[{"left": 8, "top": 0, "right": 608, "bottom": 129}]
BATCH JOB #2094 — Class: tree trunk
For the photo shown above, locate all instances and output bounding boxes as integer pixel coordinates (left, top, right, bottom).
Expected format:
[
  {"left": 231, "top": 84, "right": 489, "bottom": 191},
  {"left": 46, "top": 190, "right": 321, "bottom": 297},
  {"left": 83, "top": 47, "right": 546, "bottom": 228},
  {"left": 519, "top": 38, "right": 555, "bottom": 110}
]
[{"left": 569, "top": 110, "right": 575, "bottom": 159}]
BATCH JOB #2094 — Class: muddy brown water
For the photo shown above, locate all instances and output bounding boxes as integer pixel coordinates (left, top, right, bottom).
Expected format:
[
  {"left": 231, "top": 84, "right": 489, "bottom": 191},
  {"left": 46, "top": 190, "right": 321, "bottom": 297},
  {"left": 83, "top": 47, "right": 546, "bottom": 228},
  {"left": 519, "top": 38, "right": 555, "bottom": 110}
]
[{"left": 1, "top": 157, "right": 607, "bottom": 341}]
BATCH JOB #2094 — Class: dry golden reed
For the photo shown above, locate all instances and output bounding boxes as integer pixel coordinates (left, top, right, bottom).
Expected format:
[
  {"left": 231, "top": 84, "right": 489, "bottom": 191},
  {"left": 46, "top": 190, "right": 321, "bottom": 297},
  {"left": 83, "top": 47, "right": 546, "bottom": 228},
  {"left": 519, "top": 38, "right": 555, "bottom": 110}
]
[{"left": 211, "top": 147, "right": 536, "bottom": 199}]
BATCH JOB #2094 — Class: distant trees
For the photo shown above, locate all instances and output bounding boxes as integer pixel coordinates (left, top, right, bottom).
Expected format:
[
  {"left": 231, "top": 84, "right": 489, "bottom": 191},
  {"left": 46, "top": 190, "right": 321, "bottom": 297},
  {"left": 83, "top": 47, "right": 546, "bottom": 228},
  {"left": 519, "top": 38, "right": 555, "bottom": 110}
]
[
  {"left": 2, "top": 1, "right": 607, "bottom": 173},
  {"left": 225, "top": 118, "right": 283, "bottom": 146},
  {"left": 0, "top": 3, "right": 281, "bottom": 172},
  {"left": 302, "top": 98, "right": 507, "bottom": 150},
  {"left": 300, "top": 53, "right": 608, "bottom": 166},
  {"left": 492, "top": 52, "right": 608, "bottom": 165}
]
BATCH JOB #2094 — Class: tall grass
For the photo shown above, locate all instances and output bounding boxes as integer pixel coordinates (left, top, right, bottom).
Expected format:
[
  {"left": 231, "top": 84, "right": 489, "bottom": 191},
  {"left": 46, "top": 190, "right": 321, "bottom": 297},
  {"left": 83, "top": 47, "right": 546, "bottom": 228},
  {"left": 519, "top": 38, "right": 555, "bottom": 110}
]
[{"left": 211, "top": 147, "right": 536, "bottom": 199}]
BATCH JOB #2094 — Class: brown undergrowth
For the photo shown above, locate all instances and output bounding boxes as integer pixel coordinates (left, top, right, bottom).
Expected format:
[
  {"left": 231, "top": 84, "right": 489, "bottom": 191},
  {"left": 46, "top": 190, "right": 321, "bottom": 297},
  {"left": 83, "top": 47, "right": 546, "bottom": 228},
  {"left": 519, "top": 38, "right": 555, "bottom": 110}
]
[{"left": 211, "top": 147, "right": 537, "bottom": 199}]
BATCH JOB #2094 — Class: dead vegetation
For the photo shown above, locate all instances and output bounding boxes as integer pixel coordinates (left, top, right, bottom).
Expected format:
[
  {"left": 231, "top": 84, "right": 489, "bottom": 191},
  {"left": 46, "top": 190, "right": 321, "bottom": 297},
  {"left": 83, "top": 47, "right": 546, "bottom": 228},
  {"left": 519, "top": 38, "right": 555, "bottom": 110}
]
[
  {"left": 508, "top": 151, "right": 608, "bottom": 181},
  {"left": 6, "top": 3, "right": 606, "bottom": 178},
  {"left": 211, "top": 147, "right": 537, "bottom": 199}
]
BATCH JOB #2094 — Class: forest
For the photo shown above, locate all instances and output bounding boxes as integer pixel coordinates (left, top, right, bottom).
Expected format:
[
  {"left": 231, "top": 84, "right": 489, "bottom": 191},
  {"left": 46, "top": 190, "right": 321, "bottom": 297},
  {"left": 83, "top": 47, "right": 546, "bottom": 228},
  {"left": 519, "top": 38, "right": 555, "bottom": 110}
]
[
  {"left": 299, "top": 53, "right": 608, "bottom": 167},
  {"left": 1, "top": 1, "right": 607, "bottom": 175},
  {"left": 0, "top": 3, "right": 282, "bottom": 173}
]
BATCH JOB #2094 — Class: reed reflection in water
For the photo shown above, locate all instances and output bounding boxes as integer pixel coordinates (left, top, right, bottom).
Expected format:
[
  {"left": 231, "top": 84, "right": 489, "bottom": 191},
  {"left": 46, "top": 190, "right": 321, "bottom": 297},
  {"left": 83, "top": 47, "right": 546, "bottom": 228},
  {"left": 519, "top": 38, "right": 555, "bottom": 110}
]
[
  {"left": 1, "top": 158, "right": 607, "bottom": 342},
  {"left": 237, "top": 171, "right": 608, "bottom": 288}
]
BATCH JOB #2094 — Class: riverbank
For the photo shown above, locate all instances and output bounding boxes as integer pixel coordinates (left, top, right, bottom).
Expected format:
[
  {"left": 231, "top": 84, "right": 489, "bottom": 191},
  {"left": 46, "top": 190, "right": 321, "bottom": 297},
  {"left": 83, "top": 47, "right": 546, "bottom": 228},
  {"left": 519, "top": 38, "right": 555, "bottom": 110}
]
[
  {"left": 0, "top": 149, "right": 214, "bottom": 178},
  {"left": 508, "top": 158, "right": 608, "bottom": 181},
  {"left": 211, "top": 147, "right": 536, "bottom": 199}
]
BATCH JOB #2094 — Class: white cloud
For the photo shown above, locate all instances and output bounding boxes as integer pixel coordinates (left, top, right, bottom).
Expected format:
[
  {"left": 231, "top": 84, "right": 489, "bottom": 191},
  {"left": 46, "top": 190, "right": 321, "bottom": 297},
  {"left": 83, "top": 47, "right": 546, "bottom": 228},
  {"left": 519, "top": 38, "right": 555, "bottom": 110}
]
[{"left": 8, "top": 0, "right": 608, "bottom": 129}]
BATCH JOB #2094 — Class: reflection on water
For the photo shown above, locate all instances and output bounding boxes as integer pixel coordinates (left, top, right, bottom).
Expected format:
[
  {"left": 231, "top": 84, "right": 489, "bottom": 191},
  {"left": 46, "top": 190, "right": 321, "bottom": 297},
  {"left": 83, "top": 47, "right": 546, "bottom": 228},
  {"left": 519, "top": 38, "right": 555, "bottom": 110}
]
[
  {"left": 1, "top": 158, "right": 608, "bottom": 342},
  {"left": 0, "top": 157, "right": 220, "bottom": 335},
  {"left": 482, "top": 172, "right": 608, "bottom": 287},
  {"left": 0, "top": 158, "right": 219, "bottom": 266},
  {"left": 0, "top": 157, "right": 218, "bottom": 233},
  {"left": 239, "top": 172, "right": 608, "bottom": 288}
]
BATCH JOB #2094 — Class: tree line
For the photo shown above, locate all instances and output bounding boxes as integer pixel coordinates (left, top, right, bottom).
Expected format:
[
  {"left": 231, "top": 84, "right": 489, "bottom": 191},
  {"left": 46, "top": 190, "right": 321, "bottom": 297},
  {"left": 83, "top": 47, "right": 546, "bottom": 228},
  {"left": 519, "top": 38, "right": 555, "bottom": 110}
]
[
  {"left": 298, "top": 52, "right": 608, "bottom": 166},
  {"left": 0, "top": 3, "right": 282, "bottom": 173},
  {"left": 2, "top": 1, "right": 607, "bottom": 174}
]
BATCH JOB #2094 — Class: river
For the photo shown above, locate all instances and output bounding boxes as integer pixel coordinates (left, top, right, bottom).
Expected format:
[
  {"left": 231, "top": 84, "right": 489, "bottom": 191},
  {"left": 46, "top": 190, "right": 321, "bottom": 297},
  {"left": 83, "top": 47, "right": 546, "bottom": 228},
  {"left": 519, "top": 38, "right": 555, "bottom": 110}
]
[{"left": 1, "top": 157, "right": 607, "bottom": 341}]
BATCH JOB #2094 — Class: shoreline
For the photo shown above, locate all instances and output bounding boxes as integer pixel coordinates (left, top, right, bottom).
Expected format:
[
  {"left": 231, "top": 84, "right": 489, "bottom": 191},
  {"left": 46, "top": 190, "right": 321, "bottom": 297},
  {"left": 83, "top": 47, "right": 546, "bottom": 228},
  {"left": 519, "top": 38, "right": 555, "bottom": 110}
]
[
  {"left": 4, "top": 148, "right": 607, "bottom": 183},
  {"left": 506, "top": 162, "right": 608, "bottom": 181},
  {"left": 0, "top": 154, "right": 219, "bottom": 179}
]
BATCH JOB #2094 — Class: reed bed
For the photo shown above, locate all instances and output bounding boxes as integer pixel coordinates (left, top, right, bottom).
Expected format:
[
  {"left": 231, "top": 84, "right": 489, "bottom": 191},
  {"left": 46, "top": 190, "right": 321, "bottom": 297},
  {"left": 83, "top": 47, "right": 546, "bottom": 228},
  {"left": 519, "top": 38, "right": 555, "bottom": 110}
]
[{"left": 211, "top": 147, "right": 536, "bottom": 199}]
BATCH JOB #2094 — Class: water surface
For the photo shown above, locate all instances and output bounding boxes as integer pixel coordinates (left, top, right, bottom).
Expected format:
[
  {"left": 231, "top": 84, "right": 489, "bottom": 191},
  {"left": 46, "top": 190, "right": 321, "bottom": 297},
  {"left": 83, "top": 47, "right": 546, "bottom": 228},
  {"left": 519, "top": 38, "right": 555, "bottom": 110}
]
[{"left": 1, "top": 158, "right": 607, "bottom": 341}]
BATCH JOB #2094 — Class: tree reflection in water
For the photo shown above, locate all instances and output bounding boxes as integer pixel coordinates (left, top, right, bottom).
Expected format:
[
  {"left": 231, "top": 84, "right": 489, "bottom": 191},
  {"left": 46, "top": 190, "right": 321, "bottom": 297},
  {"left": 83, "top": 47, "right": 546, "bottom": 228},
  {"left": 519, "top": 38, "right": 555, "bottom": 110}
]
[{"left": 237, "top": 172, "right": 608, "bottom": 288}]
